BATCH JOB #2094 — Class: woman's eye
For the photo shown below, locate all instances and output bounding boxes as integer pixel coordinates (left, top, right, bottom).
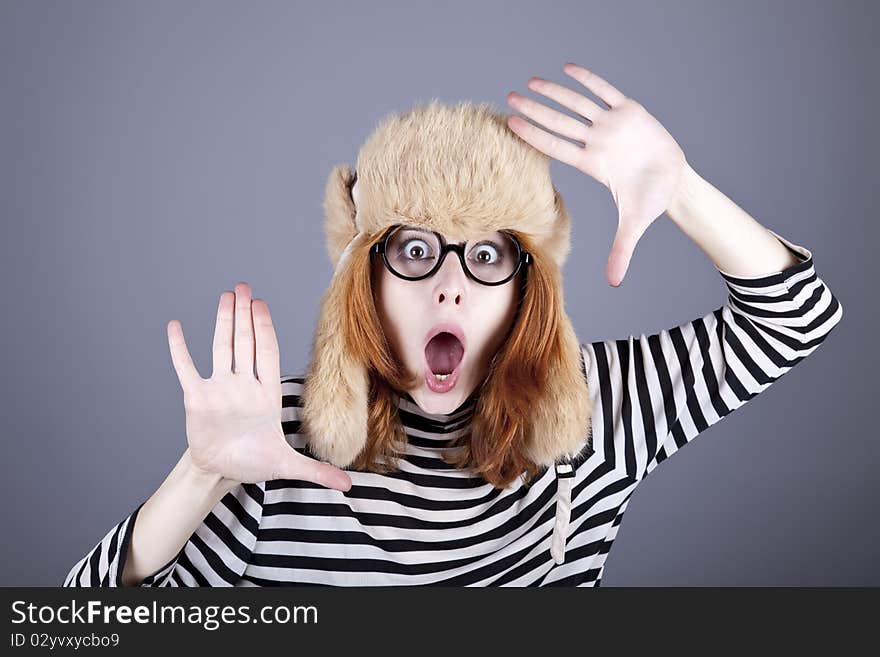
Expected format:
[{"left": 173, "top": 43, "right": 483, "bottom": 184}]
[
  {"left": 471, "top": 244, "right": 500, "bottom": 265},
  {"left": 402, "top": 239, "right": 431, "bottom": 259}
]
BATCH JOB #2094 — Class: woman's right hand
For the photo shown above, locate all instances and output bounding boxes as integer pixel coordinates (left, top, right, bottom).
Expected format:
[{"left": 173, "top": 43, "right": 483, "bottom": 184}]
[{"left": 165, "top": 281, "right": 352, "bottom": 492}]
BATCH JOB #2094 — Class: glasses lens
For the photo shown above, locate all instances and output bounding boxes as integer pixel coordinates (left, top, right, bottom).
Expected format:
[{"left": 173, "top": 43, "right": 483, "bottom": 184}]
[
  {"left": 465, "top": 232, "right": 520, "bottom": 283},
  {"left": 385, "top": 226, "right": 520, "bottom": 284},
  {"left": 386, "top": 227, "right": 441, "bottom": 278}
]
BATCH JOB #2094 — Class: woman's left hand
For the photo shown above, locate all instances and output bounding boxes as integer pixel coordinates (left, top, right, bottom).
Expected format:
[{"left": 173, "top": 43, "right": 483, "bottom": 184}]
[{"left": 507, "top": 62, "right": 688, "bottom": 287}]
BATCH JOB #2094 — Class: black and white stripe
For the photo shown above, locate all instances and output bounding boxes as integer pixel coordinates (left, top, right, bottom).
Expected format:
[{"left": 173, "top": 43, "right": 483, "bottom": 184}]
[
  {"left": 63, "top": 484, "right": 264, "bottom": 587},
  {"left": 64, "top": 231, "right": 842, "bottom": 587}
]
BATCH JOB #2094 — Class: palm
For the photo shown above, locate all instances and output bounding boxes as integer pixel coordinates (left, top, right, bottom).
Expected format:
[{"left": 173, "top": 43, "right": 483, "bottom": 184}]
[
  {"left": 598, "top": 112, "right": 687, "bottom": 285},
  {"left": 182, "top": 376, "right": 290, "bottom": 484}
]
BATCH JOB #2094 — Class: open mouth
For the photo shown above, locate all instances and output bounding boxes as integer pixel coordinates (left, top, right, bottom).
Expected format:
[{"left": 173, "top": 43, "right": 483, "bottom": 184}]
[{"left": 424, "top": 331, "right": 465, "bottom": 393}]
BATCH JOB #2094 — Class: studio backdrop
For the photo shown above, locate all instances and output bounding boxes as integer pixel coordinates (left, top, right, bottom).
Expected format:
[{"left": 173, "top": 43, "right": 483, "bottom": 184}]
[{"left": 1, "top": 0, "right": 876, "bottom": 586}]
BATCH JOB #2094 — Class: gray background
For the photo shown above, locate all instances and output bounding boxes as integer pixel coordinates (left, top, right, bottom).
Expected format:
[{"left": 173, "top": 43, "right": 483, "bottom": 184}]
[{"left": 2, "top": 0, "right": 876, "bottom": 586}]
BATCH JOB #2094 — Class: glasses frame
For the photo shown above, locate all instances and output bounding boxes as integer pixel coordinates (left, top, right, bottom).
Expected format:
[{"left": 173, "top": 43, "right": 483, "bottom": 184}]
[{"left": 371, "top": 223, "right": 532, "bottom": 287}]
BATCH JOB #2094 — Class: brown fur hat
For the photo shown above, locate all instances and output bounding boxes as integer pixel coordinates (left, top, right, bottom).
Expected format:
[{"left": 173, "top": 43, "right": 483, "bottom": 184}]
[{"left": 300, "top": 99, "right": 591, "bottom": 470}]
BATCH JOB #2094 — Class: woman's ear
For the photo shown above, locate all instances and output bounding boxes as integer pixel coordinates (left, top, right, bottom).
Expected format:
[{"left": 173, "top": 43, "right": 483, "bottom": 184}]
[{"left": 322, "top": 163, "right": 359, "bottom": 269}]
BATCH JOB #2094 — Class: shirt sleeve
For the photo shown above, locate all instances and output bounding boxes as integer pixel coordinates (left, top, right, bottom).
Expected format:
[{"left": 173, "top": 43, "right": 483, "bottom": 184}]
[
  {"left": 62, "top": 482, "right": 265, "bottom": 587},
  {"left": 583, "top": 228, "right": 843, "bottom": 482}
]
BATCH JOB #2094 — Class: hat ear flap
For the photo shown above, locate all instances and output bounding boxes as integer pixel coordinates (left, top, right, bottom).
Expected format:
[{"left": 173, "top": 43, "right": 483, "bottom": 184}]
[
  {"left": 323, "top": 163, "right": 359, "bottom": 268},
  {"left": 516, "top": 248, "right": 593, "bottom": 466},
  {"left": 543, "top": 186, "right": 574, "bottom": 269},
  {"left": 524, "top": 310, "right": 593, "bottom": 466},
  {"left": 300, "top": 165, "right": 369, "bottom": 468}
]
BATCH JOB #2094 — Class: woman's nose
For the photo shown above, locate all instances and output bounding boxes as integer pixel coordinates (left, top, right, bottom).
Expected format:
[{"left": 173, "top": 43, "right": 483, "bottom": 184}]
[{"left": 433, "top": 253, "right": 468, "bottom": 305}]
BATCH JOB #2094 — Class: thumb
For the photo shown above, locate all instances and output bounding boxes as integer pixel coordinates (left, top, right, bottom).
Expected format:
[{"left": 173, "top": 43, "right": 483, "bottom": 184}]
[
  {"left": 274, "top": 446, "right": 353, "bottom": 492},
  {"left": 606, "top": 222, "right": 640, "bottom": 288}
]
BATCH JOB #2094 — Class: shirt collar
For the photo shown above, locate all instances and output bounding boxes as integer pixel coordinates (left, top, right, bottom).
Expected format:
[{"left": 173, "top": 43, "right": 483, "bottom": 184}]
[{"left": 394, "top": 388, "right": 479, "bottom": 433}]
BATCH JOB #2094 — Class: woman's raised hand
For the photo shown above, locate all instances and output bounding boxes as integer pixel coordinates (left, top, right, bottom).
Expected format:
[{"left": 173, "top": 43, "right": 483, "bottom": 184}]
[
  {"left": 165, "top": 282, "right": 352, "bottom": 492},
  {"left": 506, "top": 62, "right": 689, "bottom": 287}
]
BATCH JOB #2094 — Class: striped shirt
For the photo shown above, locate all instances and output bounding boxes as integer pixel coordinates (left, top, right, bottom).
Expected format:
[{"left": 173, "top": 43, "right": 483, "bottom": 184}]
[{"left": 64, "top": 230, "right": 843, "bottom": 587}]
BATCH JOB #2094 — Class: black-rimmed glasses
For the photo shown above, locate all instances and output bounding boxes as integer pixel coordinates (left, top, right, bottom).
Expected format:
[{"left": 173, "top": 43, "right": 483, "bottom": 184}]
[{"left": 371, "top": 224, "right": 531, "bottom": 286}]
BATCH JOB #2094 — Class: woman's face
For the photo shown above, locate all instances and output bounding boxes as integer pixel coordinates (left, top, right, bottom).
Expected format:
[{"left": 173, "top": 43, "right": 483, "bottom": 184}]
[{"left": 373, "top": 229, "right": 522, "bottom": 415}]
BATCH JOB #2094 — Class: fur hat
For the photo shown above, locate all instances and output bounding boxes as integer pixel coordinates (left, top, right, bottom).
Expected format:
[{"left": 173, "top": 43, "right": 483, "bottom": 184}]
[{"left": 300, "top": 99, "right": 592, "bottom": 472}]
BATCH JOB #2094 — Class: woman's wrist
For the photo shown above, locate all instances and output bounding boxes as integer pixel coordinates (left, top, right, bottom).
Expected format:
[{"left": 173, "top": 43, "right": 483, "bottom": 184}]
[{"left": 664, "top": 161, "right": 703, "bottom": 226}]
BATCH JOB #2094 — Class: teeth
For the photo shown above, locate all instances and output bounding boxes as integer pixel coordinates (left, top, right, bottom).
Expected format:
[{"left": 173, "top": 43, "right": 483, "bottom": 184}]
[{"left": 434, "top": 373, "right": 449, "bottom": 381}]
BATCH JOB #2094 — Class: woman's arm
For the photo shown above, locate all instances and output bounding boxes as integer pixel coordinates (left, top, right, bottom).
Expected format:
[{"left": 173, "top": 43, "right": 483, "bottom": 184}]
[
  {"left": 664, "top": 163, "right": 801, "bottom": 277},
  {"left": 120, "top": 449, "right": 236, "bottom": 586},
  {"left": 507, "top": 62, "right": 843, "bottom": 481},
  {"left": 63, "top": 449, "right": 264, "bottom": 587},
  {"left": 581, "top": 230, "right": 841, "bottom": 482}
]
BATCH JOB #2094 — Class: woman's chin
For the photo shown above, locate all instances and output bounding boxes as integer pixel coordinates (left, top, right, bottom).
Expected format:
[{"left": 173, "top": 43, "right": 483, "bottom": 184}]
[{"left": 412, "top": 376, "right": 469, "bottom": 415}]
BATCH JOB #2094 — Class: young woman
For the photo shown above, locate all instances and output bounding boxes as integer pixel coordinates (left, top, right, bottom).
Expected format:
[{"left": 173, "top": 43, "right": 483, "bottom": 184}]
[{"left": 64, "top": 63, "right": 843, "bottom": 587}]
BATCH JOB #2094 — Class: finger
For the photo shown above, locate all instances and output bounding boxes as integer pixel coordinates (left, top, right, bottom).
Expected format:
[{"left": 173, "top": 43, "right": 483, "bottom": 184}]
[
  {"left": 526, "top": 76, "right": 606, "bottom": 121},
  {"left": 507, "top": 115, "right": 585, "bottom": 170},
  {"left": 252, "top": 298, "right": 281, "bottom": 389},
  {"left": 606, "top": 225, "right": 640, "bottom": 287},
  {"left": 506, "top": 91, "right": 589, "bottom": 144},
  {"left": 166, "top": 320, "right": 202, "bottom": 394},
  {"left": 232, "top": 281, "right": 255, "bottom": 376},
  {"left": 562, "top": 63, "right": 628, "bottom": 109},
  {"left": 275, "top": 447, "right": 353, "bottom": 492},
  {"left": 211, "top": 291, "right": 234, "bottom": 376}
]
